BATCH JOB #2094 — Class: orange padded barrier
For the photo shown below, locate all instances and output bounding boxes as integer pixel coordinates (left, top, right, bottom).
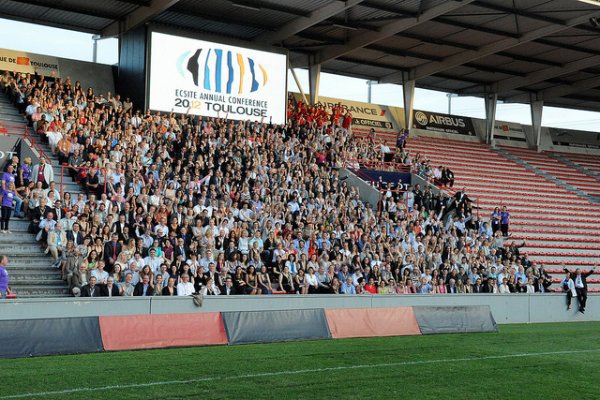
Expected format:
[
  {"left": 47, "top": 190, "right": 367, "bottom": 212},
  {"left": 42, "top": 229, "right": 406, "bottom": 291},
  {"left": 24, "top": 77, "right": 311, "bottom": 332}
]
[
  {"left": 325, "top": 307, "right": 421, "bottom": 339},
  {"left": 99, "top": 313, "right": 227, "bottom": 351}
]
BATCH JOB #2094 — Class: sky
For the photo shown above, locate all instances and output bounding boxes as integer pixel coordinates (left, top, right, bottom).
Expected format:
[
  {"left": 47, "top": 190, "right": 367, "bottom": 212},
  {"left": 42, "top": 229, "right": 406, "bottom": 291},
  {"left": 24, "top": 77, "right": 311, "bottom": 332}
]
[{"left": 1, "top": 18, "right": 599, "bottom": 132}]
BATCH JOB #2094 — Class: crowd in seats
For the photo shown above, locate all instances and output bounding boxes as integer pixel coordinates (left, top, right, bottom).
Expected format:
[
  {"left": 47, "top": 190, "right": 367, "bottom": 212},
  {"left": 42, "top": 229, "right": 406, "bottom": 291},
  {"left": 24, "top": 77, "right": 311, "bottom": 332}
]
[{"left": 0, "top": 70, "right": 556, "bottom": 298}]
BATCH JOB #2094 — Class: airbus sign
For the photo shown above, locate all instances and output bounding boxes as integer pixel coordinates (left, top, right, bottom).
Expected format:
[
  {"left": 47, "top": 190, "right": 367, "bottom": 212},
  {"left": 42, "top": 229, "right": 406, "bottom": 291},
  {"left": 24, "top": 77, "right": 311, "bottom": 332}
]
[{"left": 412, "top": 110, "right": 475, "bottom": 135}]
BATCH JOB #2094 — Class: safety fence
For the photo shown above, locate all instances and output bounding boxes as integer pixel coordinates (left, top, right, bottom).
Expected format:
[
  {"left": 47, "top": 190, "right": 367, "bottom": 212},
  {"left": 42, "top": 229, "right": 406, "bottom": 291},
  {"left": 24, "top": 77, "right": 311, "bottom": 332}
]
[
  {"left": 0, "top": 305, "right": 497, "bottom": 358},
  {"left": 0, "top": 123, "right": 49, "bottom": 162}
]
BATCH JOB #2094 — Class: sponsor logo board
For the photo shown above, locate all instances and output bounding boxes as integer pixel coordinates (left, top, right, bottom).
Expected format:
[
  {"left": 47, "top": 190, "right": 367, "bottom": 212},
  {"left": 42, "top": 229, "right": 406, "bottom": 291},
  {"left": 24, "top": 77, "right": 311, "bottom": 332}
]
[
  {"left": 291, "top": 93, "right": 403, "bottom": 130},
  {"left": 0, "top": 48, "right": 60, "bottom": 77},
  {"left": 412, "top": 110, "right": 475, "bottom": 135}
]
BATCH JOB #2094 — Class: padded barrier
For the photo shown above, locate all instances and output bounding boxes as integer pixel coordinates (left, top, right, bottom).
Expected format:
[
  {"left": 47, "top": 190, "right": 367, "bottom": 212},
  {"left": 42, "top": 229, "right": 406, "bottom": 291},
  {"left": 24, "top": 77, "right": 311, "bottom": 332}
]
[
  {"left": 99, "top": 313, "right": 228, "bottom": 351},
  {"left": 325, "top": 307, "right": 421, "bottom": 339},
  {"left": 0, "top": 317, "right": 103, "bottom": 358},
  {"left": 223, "top": 308, "right": 331, "bottom": 345},
  {"left": 413, "top": 305, "right": 498, "bottom": 335}
]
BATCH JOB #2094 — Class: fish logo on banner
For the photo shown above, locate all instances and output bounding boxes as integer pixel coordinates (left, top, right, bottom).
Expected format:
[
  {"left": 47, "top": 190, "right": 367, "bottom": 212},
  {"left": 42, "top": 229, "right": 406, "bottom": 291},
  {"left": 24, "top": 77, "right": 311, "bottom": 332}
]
[{"left": 178, "top": 48, "right": 268, "bottom": 95}]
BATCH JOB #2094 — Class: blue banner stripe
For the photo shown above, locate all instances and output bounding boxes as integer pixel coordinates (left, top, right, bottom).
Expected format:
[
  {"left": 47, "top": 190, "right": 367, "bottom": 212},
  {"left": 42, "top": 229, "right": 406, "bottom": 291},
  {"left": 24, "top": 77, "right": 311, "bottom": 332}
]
[
  {"left": 226, "top": 51, "right": 234, "bottom": 95},
  {"left": 203, "top": 48, "right": 212, "bottom": 91},
  {"left": 214, "top": 49, "right": 223, "bottom": 93},
  {"left": 248, "top": 57, "right": 259, "bottom": 92}
]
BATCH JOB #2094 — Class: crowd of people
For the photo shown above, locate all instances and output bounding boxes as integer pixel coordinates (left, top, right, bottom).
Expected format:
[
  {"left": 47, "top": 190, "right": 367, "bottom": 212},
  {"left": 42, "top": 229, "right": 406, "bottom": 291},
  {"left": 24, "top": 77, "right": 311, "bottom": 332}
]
[{"left": 0, "top": 70, "right": 556, "bottom": 300}]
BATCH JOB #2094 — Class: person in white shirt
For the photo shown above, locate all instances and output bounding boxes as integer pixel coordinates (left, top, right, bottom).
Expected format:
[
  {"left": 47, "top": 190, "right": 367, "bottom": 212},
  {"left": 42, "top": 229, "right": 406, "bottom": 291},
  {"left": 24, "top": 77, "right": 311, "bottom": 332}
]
[
  {"left": 91, "top": 261, "right": 109, "bottom": 285},
  {"left": 526, "top": 278, "right": 536, "bottom": 294},
  {"left": 200, "top": 277, "right": 221, "bottom": 296},
  {"left": 498, "top": 277, "right": 511, "bottom": 294},
  {"left": 177, "top": 274, "right": 195, "bottom": 296},
  {"left": 143, "top": 248, "right": 163, "bottom": 274},
  {"left": 562, "top": 271, "right": 577, "bottom": 311}
]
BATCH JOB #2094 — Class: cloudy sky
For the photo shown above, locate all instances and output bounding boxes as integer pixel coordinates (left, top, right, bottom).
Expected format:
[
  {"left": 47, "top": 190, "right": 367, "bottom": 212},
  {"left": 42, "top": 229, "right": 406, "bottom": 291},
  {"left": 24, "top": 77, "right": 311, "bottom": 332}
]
[{"left": 1, "top": 18, "right": 599, "bottom": 132}]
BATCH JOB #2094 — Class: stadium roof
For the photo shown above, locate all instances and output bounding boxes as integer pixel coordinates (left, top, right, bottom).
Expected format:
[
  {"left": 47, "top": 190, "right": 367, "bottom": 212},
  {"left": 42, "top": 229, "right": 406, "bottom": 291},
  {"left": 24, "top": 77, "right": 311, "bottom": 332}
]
[{"left": 3, "top": 0, "right": 600, "bottom": 111}]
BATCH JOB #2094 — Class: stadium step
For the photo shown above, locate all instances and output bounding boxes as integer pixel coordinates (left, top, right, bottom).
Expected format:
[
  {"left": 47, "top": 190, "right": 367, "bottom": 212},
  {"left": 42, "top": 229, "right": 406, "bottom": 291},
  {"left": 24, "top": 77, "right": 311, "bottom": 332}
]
[
  {"left": 9, "top": 273, "right": 65, "bottom": 284},
  {"left": 509, "top": 236, "right": 600, "bottom": 244},
  {"left": 507, "top": 240, "right": 600, "bottom": 249},
  {"left": 1, "top": 96, "right": 84, "bottom": 298},
  {"left": 496, "top": 146, "right": 600, "bottom": 199},
  {"left": 9, "top": 285, "right": 70, "bottom": 297}
]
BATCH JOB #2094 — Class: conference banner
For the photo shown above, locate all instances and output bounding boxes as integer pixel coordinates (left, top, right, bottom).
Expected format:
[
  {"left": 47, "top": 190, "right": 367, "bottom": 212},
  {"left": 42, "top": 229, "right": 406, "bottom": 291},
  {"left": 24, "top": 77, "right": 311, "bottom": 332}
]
[
  {"left": 0, "top": 48, "right": 60, "bottom": 77},
  {"left": 292, "top": 93, "right": 404, "bottom": 130},
  {"left": 412, "top": 110, "right": 476, "bottom": 136},
  {"left": 148, "top": 32, "right": 287, "bottom": 124}
]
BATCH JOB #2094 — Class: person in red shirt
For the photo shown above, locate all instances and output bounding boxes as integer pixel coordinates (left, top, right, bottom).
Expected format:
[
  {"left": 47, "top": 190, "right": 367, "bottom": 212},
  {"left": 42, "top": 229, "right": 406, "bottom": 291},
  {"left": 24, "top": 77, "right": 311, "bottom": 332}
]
[{"left": 364, "top": 277, "right": 378, "bottom": 294}]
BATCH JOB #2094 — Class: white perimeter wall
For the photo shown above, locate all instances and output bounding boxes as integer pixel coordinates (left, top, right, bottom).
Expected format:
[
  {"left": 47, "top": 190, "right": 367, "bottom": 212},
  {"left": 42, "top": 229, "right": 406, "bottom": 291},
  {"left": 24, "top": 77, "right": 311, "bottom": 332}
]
[{"left": 0, "top": 294, "right": 598, "bottom": 324}]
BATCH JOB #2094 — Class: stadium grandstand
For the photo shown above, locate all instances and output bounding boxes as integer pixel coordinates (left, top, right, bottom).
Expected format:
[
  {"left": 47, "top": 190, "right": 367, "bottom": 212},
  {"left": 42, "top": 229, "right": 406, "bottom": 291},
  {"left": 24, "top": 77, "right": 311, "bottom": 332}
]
[{"left": 0, "top": 0, "right": 598, "bottom": 308}]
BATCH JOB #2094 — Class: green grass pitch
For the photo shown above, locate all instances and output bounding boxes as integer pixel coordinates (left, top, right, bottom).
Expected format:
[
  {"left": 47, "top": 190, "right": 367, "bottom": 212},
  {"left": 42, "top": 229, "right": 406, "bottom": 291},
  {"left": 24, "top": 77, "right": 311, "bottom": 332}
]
[{"left": 1, "top": 322, "right": 599, "bottom": 399}]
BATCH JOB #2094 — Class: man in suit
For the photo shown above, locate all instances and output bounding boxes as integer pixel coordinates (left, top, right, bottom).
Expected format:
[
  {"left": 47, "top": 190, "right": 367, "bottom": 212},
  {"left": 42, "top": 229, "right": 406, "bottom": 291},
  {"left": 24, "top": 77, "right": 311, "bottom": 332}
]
[
  {"left": 80, "top": 276, "right": 101, "bottom": 297},
  {"left": 47, "top": 222, "right": 68, "bottom": 267},
  {"left": 174, "top": 237, "right": 188, "bottom": 261},
  {"left": 220, "top": 277, "right": 238, "bottom": 295},
  {"left": 67, "top": 222, "right": 85, "bottom": 246},
  {"left": 100, "top": 276, "right": 121, "bottom": 297},
  {"left": 111, "top": 214, "right": 129, "bottom": 241},
  {"left": 534, "top": 275, "right": 552, "bottom": 294},
  {"left": 203, "top": 263, "right": 218, "bottom": 285},
  {"left": 133, "top": 274, "right": 154, "bottom": 296},
  {"left": 564, "top": 266, "right": 595, "bottom": 313},
  {"left": 446, "top": 278, "right": 458, "bottom": 294},
  {"left": 103, "top": 233, "right": 122, "bottom": 273},
  {"left": 121, "top": 202, "right": 135, "bottom": 226},
  {"left": 31, "top": 158, "right": 54, "bottom": 189},
  {"left": 52, "top": 200, "right": 63, "bottom": 221},
  {"left": 69, "top": 261, "right": 89, "bottom": 296}
]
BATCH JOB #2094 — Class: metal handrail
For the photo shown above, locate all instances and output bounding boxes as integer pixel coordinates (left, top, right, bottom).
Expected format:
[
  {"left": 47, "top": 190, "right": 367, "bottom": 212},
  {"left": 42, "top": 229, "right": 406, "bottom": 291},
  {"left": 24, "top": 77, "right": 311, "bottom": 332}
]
[{"left": 59, "top": 165, "right": 108, "bottom": 199}]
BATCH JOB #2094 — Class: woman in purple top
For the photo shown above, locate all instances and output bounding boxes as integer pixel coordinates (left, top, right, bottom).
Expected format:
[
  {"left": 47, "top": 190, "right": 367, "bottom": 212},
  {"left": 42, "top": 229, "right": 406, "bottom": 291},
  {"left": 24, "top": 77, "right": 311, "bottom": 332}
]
[
  {"left": 0, "top": 182, "right": 16, "bottom": 234},
  {"left": 18, "top": 157, "right": 32, "bottom": 187},
  {"left": 490, "top": 206, "right": 501, "bottom": 234},
  {"left": 0, "top": 255, "right": 9, "bottom": 298},
  {"left": 500, "top": 206, "right": 510, "bottom": 237}
]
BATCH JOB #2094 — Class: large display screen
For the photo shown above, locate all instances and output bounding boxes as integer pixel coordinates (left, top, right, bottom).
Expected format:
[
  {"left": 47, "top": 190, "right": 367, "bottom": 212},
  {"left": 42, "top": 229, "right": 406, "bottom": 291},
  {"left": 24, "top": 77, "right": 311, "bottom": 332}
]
[{"left": 148, "top": 32, "right": 287, "bottom": 124}]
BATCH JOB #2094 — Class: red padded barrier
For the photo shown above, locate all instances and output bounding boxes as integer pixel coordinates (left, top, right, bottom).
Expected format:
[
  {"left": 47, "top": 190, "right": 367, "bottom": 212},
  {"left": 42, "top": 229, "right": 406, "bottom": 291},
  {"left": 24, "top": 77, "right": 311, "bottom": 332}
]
[
  {"left": 325, "top": 307, "right": 421, "bottom": 339},
  {"left": 99, "top": 313, "right": 227, "bottom": 351}
]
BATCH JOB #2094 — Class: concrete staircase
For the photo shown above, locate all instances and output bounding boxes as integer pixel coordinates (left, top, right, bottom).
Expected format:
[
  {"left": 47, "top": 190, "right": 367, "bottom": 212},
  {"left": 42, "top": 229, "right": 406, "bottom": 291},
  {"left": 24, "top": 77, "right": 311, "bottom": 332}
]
[
  {"left": 498, "top": 145, "right": 600, "bottom": 200},
  {"left": 0, "top": 219, "right": 69, "bottom": 297},
  {"left": 547, "top": 151, "right": 600, "bottom": 180},
  {"left": 0, "top": 95, "right": 71, "bottom": 297}
]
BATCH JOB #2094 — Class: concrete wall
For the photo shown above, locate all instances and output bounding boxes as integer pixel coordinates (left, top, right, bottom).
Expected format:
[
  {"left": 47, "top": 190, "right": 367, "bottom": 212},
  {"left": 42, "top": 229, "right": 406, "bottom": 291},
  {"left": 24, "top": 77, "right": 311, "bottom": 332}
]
[
  {"left": 339, "top": 168, "right": 380, "bottom": 207},
  {"left": 1, "top": 294, "right": 598, "bottom": 324},
  {"left": 59, "top": 58, "right": 114, "bottom": 96}
]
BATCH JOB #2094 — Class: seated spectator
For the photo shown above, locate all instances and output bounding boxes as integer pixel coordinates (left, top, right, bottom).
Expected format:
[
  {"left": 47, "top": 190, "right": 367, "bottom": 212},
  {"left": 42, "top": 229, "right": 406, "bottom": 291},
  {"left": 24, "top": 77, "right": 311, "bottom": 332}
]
[{"left": 176, "top": 273, "right": 194, "bottom": 296}]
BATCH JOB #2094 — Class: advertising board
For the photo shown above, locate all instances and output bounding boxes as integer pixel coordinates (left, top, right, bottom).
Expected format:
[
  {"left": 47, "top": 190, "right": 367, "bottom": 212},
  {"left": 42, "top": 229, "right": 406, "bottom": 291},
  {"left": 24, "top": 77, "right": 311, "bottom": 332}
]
[{"left": 149, "top": 32, "right": 287, "bottom": 123}]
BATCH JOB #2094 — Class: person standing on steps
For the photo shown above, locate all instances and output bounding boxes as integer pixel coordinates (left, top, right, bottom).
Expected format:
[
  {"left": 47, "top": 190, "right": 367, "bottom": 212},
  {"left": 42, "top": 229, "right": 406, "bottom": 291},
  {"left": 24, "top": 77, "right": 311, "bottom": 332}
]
[
  {"left": 0, "top": 182, "right": 17, "bottom": 234},
  {"left": 31, "top": 158, "right": 54, "bottom": 190},
  {"left": 500, "top": 206, "right": 510, "bottom": 237}
]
